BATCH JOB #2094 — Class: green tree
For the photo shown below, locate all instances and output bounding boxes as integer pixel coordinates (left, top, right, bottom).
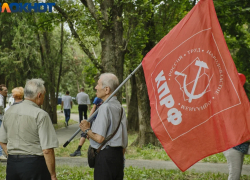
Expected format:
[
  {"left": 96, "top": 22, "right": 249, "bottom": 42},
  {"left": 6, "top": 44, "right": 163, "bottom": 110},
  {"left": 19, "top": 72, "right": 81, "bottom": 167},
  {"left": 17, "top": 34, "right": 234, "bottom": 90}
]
[
  {"left": 54, "top": 0, "right": 130, "bottom": 102},
  {"left": 60, "top": 39, "right": 100, "bottom": 101},
  {"left": 214, "top": 0, "right": 250, "bottom": 79},
  {"left": 0, "top": 4, "right": 74, "bottom": 124}
]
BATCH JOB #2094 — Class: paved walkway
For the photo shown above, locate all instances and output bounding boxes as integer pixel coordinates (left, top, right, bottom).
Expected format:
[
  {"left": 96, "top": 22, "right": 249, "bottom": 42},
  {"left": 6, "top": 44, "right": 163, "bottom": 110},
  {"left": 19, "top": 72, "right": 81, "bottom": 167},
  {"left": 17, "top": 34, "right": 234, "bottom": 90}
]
[
  {"left": 56, "top": 112, "right": 81, "bottom": 145},
  {"left": 2, "top": 112, "right": 250, "bottom": 175}
]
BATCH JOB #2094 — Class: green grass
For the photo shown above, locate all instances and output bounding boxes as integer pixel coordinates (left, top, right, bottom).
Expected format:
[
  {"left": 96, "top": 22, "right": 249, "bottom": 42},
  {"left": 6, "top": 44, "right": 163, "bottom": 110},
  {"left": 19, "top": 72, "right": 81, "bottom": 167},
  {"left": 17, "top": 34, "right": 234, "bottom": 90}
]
[
  {"left": 55, "top": 166, "right": 232, "bottom": 180},
  {"left": 55, "top": 137, "right": 90, "bottom": 157},
  {"left": 124, "top": 132, "right": 250, "bottom": 165},
  {"left": 2, "top": 163, "right": 250, "bottom": 180},
  {"left": 0, "top": 164, "right": 5, "bottom": 180}
]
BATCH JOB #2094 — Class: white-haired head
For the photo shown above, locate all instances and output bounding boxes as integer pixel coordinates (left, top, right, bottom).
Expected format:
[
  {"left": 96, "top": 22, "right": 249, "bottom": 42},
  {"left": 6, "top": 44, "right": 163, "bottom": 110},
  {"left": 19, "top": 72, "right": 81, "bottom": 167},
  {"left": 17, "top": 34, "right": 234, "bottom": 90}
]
[
  {"left": 99, "top": 73, "right": 119, "bottom": 93},
  {"left": 24, "top": 79, "right": 45, "bottom": 99}
]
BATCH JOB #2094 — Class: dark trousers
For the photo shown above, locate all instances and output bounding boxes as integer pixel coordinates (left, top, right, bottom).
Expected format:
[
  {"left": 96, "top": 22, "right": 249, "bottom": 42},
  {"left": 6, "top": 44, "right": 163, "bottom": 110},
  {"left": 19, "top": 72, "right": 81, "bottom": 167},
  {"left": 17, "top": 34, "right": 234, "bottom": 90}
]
[
  {"left": 94, "top": 147, "right": 123, "bottom": 180},
  {"left": 78, "top": 104, "right": 87, "bottom": 123},
  {"left": 7, "top": 155, "right": 51, "bottom": 180},
  {"left": 64, "top": 109, "right": 71, "bottom": 123}
]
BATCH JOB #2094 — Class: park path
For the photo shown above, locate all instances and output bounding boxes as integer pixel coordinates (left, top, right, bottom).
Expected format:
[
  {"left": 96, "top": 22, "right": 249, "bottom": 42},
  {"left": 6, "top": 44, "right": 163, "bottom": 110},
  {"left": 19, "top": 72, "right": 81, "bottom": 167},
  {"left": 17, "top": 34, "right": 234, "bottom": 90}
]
[{"left": 55, "top": 112, "right": 81, "bottom": 145}]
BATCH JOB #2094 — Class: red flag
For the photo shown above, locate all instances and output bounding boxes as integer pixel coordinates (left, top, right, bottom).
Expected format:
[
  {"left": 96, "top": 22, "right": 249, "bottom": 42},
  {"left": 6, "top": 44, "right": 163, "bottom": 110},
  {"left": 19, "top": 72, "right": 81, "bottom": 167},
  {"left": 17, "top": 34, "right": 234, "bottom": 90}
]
[{"left": 142, "top": 0, "right": 250, "bottom": 171}]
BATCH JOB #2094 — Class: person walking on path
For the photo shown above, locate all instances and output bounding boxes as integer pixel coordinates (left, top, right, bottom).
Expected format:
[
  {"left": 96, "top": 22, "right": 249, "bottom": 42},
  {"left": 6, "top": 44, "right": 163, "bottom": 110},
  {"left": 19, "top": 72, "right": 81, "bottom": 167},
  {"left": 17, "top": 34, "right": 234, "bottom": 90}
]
[
  {"left": 80, "top": 73, "right": 128, "bottom": 180},
  {"left": 76, "top": 87, "right": 90, "bottom": 123},
  {"left": 70, "top": 97, "right": 103, "bottom": 156},
  {"left": 0, "top": 79, "right": 59, "bottom": 180},
  {"left": 0, "top": 84, "right": 8, "bottom": 161},
  {"left": 61, "top": 91, "right": 72, "bottom": 127}
]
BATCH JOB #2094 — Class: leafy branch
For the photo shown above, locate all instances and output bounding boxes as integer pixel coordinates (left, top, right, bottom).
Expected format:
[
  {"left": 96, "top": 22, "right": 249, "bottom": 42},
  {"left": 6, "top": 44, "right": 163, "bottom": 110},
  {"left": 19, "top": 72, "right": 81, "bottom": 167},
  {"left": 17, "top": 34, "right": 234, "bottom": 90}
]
[{"left": 54, "top": 4, "right": 104, "bottom": 72}]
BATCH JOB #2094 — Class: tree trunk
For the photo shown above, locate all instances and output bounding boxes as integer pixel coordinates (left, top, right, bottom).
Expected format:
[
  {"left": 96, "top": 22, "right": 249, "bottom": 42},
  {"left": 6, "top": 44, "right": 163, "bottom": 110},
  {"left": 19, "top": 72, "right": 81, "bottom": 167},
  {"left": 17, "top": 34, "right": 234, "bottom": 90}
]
[
  {"left": 0, "top": 74, "right": 5, "bottom": 85},
  {"left": 49, "top": 72, "right": 57, "bottom": 124},
  {"left": 56, "top": 19, "right": 64, "bottom": 107},
  {"left": 132, "top": 67, "right": 160, "bottom": 146},
  {"left": 132, "top": 5, "right": 160, "bottom": 146},
  {"left": 43, "top": 83, "right": 53, "bottom": 119},
  {"left": 41, "top": 32, "right": 58, "bottom": 124},
  {"left": 127, "top": 74, "right": 139, "bottom": 131},
  {"left": 99, "top": 2, "right": 125, "bottom": 103}
]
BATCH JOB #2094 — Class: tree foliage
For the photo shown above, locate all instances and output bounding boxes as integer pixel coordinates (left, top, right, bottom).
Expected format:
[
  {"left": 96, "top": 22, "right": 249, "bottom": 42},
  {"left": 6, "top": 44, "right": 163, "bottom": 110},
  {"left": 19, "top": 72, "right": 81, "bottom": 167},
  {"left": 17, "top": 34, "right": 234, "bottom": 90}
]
[
  {"left": 0, "top": 0, "right": 249, "bottom": 139},
  {"left": 214, "top": 0, "right": 250, "bottom": 79}
]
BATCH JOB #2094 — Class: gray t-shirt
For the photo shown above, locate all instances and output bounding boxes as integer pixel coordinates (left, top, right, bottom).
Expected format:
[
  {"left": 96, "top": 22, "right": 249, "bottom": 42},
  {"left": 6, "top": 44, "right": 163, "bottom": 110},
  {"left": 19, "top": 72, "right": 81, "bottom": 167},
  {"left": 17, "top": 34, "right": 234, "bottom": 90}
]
[
  {"left": 0, "top": 100, "right": 59, "bottom": 156},
  {"left": 62, "top": 95, "right": 72, "bottom": 109},
  {"left": 90, "top": 96, "right": 128, "bottom": 150},
  {"left": 76, "top": 92, "right": 90, "bottom": 105}
]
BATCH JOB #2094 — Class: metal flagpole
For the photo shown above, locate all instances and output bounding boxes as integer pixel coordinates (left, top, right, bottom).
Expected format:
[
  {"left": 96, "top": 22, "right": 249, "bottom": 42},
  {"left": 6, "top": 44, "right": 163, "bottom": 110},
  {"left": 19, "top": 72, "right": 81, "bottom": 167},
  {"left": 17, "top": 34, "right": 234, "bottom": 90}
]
[{"left": 63, "top": 63, "right": 142, "bottom": 147}]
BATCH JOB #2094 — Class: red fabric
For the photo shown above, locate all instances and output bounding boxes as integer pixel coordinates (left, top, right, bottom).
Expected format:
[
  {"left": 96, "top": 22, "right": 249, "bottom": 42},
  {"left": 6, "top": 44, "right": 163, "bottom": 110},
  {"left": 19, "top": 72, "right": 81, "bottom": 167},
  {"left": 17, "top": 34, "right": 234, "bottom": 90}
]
[
  {"left": 238, "top": 73, "right": 246, "bottom": 86},
  {"left": 142, "top": 0, "right": 250, "bottom": 171}
]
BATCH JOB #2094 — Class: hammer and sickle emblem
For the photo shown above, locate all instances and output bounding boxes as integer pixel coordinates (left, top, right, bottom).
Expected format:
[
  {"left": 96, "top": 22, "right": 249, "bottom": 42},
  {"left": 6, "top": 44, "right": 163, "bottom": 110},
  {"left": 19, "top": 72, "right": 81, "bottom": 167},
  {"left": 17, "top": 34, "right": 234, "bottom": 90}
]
[{"left": 175, "top": 60, "right": 210, "bottom": 103}]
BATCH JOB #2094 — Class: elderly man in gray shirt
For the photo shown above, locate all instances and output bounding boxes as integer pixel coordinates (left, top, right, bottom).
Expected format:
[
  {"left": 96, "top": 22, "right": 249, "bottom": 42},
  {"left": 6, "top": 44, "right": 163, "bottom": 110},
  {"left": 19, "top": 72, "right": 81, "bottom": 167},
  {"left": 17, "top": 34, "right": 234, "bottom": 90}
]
[
  {"left": 0, "top": 79, "right": 59, "bottom": 180},
  {"left": 80, "top": 73, "right": 128, "bottom": 180}
]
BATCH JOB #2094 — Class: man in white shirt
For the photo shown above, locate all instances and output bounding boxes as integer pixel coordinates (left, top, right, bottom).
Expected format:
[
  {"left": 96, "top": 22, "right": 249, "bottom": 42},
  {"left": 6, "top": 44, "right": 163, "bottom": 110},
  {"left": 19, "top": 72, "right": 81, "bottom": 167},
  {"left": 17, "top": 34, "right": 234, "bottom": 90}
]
[
  {"left": 61, "top": 91, "right": 72, "bottom": 127},
  {"left": 76, "top": 87, "right": 90, "bottom": 123},
  {"left": 0, "top": 84, "right": 8, "bottom": 161}
]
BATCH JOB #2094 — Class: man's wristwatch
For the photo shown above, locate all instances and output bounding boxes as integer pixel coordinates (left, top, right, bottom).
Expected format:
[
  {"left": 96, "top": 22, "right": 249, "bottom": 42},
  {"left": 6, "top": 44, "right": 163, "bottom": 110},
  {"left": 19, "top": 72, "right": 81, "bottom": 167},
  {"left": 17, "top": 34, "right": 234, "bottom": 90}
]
[{"left": 84, "top": 128, "right": 91, "bottom": 134}]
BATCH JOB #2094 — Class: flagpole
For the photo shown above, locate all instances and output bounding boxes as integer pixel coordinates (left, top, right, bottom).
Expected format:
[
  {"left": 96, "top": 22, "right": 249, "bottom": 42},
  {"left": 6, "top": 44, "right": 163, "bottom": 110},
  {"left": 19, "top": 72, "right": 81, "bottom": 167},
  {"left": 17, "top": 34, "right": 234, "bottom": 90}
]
[{"left": 63, "top": 63, "right": 142, "bottom": 147}]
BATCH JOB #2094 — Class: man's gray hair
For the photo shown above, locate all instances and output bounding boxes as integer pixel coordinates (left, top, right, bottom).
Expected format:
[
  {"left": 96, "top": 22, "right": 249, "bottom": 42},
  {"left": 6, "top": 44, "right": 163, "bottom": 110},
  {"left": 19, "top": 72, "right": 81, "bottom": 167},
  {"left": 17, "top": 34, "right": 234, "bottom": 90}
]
[
  {"left": 24, "top": 79, "right": 45, "bottom": 99},
  {"left": 100, "top": 73, "right": 119, "bottom": 93}
]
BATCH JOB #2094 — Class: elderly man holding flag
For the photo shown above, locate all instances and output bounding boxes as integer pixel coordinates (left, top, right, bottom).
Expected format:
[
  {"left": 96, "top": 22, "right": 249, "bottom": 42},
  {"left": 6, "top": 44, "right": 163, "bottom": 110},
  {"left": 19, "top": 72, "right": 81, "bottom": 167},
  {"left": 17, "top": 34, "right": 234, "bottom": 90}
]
[{"left": 80, "top": 73, "right": 128, "bottom": 180}]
